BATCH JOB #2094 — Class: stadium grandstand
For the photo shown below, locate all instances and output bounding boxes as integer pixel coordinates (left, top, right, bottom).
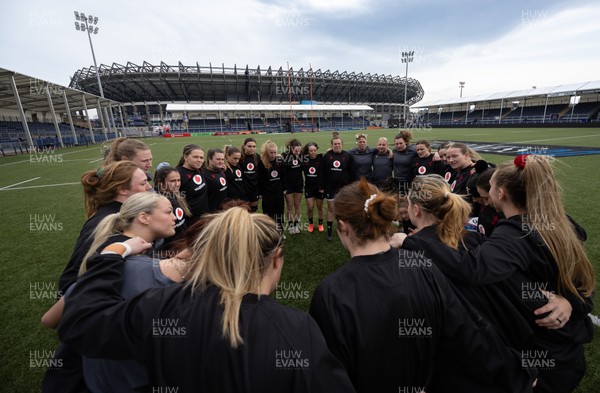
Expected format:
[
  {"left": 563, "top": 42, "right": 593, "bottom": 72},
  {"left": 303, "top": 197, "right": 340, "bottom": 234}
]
[
  {"left": 412, "top": 80, "right": 600, "bottom": 127},
  {"left": 0, "top": 63, "right": 424, "bottom": 154}
]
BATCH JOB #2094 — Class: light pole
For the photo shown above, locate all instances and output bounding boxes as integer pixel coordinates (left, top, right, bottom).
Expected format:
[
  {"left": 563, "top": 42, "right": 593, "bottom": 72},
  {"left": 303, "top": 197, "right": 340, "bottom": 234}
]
[
  {"left": 402, "top": 51, "right": 414, "bottom": 128},
  {"left": 74, "top": 11, "right": 112, "bottom": 138},
  {"left": 459, "top": 81, "right": 465, "bottom": 98}
]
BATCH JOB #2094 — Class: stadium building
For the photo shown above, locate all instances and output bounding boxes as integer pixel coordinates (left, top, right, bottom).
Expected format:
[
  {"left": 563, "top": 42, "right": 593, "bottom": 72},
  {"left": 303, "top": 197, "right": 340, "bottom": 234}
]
[{"left": 0, "top": 62, "right": 424, "bottom": 153}]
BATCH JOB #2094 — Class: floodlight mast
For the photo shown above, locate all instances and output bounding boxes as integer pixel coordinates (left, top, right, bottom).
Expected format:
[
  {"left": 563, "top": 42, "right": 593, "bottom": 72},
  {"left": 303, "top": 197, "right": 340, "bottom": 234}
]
[
  {"left": 459, "top": 81, "right": 465, "bottom": 98},
  {"left": 74, "top": 11, "right": 104, "bottom": 98},
  {"left": 401, "top": 51, "right": 414, "bottom": 128},
  {"left": 74, "top": 11, "right": 112, "bottom": 137}
]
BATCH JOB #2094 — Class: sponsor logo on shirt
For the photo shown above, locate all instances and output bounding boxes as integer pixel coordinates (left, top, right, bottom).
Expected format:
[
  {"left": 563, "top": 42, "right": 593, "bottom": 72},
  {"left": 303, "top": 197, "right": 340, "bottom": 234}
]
[
  {"left": 271, "top": 170, "right": 279, "bottom": 178},
  {"left": 309, "top": 167, "right": 316, "bottom": 175},
  {"left": 193, "top": 175, "right": 203, "bottom": 185},
  {"left": 418, "top": 166, "right": 426, "bottom": 175},
  {"left": 247, "top": 163, "right": 255, "bottom": 171},
  {"left": 175, "top": 207, "right": 184, "bottom": 221},
  {"left": 219, "top": 177, "right": 227, "bottom": 187},
  {"left": 235, "top": 169, "right": 242, "bottom": 178},
  {"left": 451, "top": 180, "right": 456, "bottom": 191},
  {"left": 444, "top": 172, "right": 451, "bottom": 182},
  {"left": 333, "top": 160, "right": 341, "bottom": 168}
]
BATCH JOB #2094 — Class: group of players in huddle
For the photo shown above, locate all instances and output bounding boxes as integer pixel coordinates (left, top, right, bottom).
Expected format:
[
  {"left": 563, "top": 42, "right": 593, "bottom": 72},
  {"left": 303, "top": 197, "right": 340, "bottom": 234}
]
[{"left": 38, "top": 132, "right": 594, "bottom": 393}]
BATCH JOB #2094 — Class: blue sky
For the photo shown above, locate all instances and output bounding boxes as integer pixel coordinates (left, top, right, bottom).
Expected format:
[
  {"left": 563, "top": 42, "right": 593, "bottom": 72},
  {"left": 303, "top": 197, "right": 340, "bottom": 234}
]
[{"left": 1, "top": 0, "right": 598, "bottom": 102}]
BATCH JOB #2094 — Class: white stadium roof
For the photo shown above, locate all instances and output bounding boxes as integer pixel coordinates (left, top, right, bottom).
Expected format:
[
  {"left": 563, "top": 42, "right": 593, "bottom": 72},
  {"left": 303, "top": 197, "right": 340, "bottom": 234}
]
[
  {"left": 414, "top": 80, "right": 600, "bottom": 108},
  {"left": 166, "top": 103, "right": 374, "bottom": 112}
]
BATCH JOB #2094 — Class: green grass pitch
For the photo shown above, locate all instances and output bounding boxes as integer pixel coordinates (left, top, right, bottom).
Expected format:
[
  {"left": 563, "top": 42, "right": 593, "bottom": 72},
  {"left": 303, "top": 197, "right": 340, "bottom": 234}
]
[{"left": 0, "top": 127, "right": 599, "bottom": 392}]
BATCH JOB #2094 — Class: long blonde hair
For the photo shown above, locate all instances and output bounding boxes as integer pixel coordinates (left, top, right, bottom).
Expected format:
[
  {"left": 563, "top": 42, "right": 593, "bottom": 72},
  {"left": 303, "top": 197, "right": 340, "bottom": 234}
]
[
  {"left": 186, "top": 207, "right": 282, "bottom": 348},
  {"left": 79, "top": 193, "right": 168, "bottom": 275},
  {"left": 494, "top": 155, "right": 595, "bottom": 299},
  {"left": 408, "top": 175, "right": 472, "bottom": 250},
  {"left": 260, "top": 140, "right": 277, "bottom": 169}
]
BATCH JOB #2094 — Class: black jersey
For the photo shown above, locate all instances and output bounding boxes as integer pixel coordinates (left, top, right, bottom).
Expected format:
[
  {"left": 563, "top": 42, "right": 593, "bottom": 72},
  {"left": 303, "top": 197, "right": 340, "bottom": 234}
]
[
  {"left": 160, "top": 192, "right": 187, "bottom": 246},
  {"left": 449, "top": 164, "right": 476, "bottom": 195},
  {"left": 441, "top": 164, "right": 453, "bottom": 184},
  {"left": 477, "top": 204, "right": 503, "bottom": 237},
  {"left": 280, "top": 152, "right": 304, "bottom": 192},
  {"left": 58, "top": 200, "right": 122, "bottom": 293},
  {"left": 393, "top": 146, "right": 418, "bottom": 182},
  {"left": 413, "top": 154, "right": 444, "bottom": 177},
  {"left": 57, "top": 254, "right": 355, "bottom": 392},
  {"left": 240, "top": 153, "right": 260, "bottom": 195},
  {"left": 309, "top": 247, "right": 533, "bottom": 393},
  {"left": 258, "top": 158, "right": 284, "bottom": 195},
  {"left": 320, "top": 150, "right": 353, "bottom": 193},
  {"left": 348, "top": 147, "right": 375, "bottom": 181},
  {"left": 371, "top": 151, "right": 393, "bottom": 187},
  {"left": 202, "top": 167, "right": 228, "bottom": 212},
  {"left": 224, "top": 164, "right": 245, "bottom": 201},
  {"left": 302, "top": 154, "right": 323, "bottom": 192},
  {"left": 177, "top": 166, "right": 208, "bottom": 219},
  {"left": 408, "top": 216, "right": 594, "bottom": 386}
]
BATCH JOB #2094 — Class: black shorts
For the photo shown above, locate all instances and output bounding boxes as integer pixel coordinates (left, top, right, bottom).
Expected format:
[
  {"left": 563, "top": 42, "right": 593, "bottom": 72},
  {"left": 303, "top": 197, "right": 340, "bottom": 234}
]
[
  {"left": 324, "top": 190, "right": 338, "bottom": 200},
  {"left": 285, "top": 183, "right": 303, "bottom": 194},
  {"left": 305, "top": 190, "right": 324, "bottom": 200}
]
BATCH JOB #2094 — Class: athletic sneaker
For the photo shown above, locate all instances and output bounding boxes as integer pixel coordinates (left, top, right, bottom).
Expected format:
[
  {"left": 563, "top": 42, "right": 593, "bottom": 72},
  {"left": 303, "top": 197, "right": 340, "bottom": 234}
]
[
  {"left": 318, "top": 224, "right": 324, "bottom": 232},
  {"left": 327, "top": 229, "right": 333, "bottom": 241},
  {"left": 289, "top": 225, "right": 299, "bottom": 235},
  {"left": 295, "top": 224, "right": 301, "bottom": 234},
  {"left": 308, "top": 224, "right": 314, "bottom": 233}
]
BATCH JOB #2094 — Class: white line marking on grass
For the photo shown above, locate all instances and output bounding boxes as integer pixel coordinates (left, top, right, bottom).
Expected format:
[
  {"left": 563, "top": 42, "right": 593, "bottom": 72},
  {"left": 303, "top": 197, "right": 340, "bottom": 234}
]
[
  {"left": 509, "top": 130, "right": 535, "bottom": 133},
  {"left": 469, "top": 133, "right": 487, "bottom": 136},
  {"left": 589, "top": 314, "right": 600, "bottom": 327},
  {"left": 0, "top": 177, "right": 41, "bottom": 190},
  {"left": 0, "top": 160, "right": 29, "bottom": 167},
  {"left": 89, "top": 158, "right": 103, "bottom": 163},
  {"left": 0, "top": 181, "right": 79, "bottom": 191},
  {"left": 517, "top": 135, "right": 600, "bottom": 144}
]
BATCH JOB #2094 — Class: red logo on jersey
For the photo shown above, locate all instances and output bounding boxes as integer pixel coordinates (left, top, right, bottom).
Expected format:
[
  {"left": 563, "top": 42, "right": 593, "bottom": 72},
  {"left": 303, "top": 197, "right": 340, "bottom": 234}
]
[
  {"left": 271, "top": 170, "right": 278, "bottom": 178},
  {"left": 444, "top": 172, "right": 451, "bottom": 182},
  {"left": 309, "top": 167, "right": 316, "bottom": 174},
  {"left": 292, "top": 159, "right": 298, "bottom": 166},
  {"left": 247, "top": 163, "right": 254, "bottom": 171},
  {"left": 175, "top": 207, "right": 184, "bottom": 220},
  {"left": 235, "top": 169, "right": 242, "bottom": 178},
  {"left": 451, "top": 180, "right": 456, "bottom": 191},
  {"left": 193, "top": 175, "right": 203, "bottom": 185},
  {"left": 333, "top": 160, "right": 341, "bottom": 168},
  {"left": 219, "top": 177, "right": 227, "bottom": 186},
  {"left": 418, "top": 166, "right": 426, "bottom": 175}
]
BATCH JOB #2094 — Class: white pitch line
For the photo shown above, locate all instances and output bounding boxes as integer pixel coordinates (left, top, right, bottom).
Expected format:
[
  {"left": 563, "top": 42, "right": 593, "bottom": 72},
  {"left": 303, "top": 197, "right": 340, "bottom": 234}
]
[
  {"left": 89, "top": 158, "right": 103, "bottom": 163},
  {"left": 589, "top": 313, "right": 600, "bottom": 327},
  {"left": 0, "top": 181, "right": 79, "bottom": 191},
  {"left": 518, "top": 134, "right": 600, "bottom": 144},
  {"left": 0, "top": 177, "right": 41, "bottom": 190}
]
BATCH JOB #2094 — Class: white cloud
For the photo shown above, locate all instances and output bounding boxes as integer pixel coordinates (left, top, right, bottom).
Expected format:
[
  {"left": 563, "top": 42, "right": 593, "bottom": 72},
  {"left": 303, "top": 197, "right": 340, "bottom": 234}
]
[{"left": 414, "top": 4, "right": 600, "bottom": 102}]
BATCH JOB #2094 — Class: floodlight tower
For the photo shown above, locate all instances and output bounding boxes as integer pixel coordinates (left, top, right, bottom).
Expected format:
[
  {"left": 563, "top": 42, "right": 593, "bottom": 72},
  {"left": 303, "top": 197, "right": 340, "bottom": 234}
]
[
  {"left": 401, "top": 51, "right": 414, "bottom": 127},
  {"left": 74, "top": 11, "right": 111, "bottom": 135},
  {"left": 459, "top": 81, "right": 465, "bottom": 98}
]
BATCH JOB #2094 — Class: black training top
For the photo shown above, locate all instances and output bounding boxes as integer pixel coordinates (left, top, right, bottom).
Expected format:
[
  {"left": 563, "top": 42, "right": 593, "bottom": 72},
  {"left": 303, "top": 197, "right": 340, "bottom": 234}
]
[
  {"left": 240, "top": 153, "right": 260, "bottom": 195},
  {"left": 413, "top": 154, "right": 444, "bottom": 177},
  {"left": 280, "top": 152, "right": 304, "bottom": 191},
  {"left": 224, "top": 163, "right": 246, "bottom": 201},
  {"left": 348, "top": 147, "right": 375, "bottom": 181},
  {"left": 393, "top": 145, "right": 418, "bottom": 182},
  {"left": 202, "top": 167, "right": 228, "bottom": 213},
  {"left": 58, "top": 200, "right": 122, "bottom": 293},
  {"left": 58, "top": 254, "right": 355, "bottom": 392},
  {"left": 302, "top": 154, "right": 323, "bottom": 192},
  {"left": 309, "top": 247, "right": 533, "bottom": 393},
  {"left": 320, "top": 150, "right": 353, "bottom": 193},
  {"left": 177, "top": 166, "right": 208, "bottom": 219}
]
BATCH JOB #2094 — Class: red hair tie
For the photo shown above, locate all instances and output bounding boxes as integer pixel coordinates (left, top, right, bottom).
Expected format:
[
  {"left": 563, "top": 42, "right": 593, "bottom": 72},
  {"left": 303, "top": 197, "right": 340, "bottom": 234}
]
[{"left": 514, "top": 154, "right": 528, "bottom": 170}]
